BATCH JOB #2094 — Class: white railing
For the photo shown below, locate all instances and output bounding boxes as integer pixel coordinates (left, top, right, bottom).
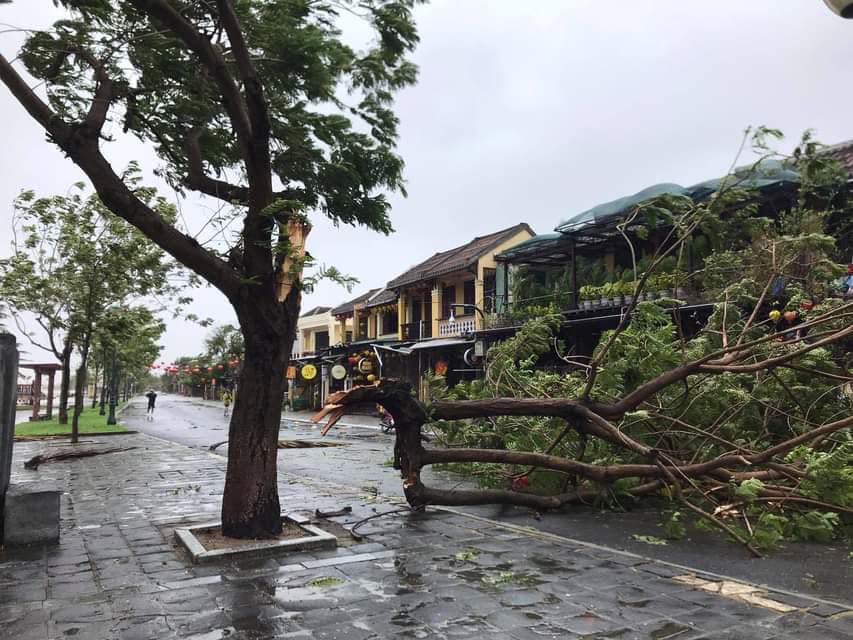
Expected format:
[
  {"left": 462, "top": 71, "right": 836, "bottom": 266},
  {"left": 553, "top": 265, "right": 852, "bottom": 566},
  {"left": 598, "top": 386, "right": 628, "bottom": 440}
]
[{"left": 438, "top": 316, "right": 476, "bottom": 337}]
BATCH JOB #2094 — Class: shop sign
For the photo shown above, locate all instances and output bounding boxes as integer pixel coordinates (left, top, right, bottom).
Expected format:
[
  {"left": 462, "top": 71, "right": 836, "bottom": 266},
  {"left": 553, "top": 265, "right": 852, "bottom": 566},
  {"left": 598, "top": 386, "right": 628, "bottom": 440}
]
[
  {"left": 300, "top": 363, "right": 318, "bottom": 381},
  {"left": 357, "top": 357, "right": 374, "bottom": 374},
  {"left": 330, "top": 364, "right": 348, "bottom": 380}
]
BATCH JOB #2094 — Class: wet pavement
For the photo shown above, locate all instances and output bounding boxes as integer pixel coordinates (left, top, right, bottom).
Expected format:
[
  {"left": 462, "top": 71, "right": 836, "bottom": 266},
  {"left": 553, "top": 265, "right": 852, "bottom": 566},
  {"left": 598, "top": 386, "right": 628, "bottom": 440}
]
[
  {"left": 124, "top": 395, "right": 853, "bottom": 604},
  {"left": 0, "top": 397, "right": 849, "bottom": 639}
]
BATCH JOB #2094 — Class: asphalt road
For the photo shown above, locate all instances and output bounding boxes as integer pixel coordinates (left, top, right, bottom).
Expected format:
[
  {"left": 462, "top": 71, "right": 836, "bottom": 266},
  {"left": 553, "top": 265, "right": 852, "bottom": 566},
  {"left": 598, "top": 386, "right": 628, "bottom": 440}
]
[{"left": 123, "top": 393, "right": 852, "bottom": 604}]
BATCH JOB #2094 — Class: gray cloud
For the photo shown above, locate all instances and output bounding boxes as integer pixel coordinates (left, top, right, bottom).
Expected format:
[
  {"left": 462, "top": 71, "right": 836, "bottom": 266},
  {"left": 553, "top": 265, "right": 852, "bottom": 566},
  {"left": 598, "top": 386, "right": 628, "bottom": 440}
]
[{"left": 2, "top": 0, "right": 851, "bottom": 363}]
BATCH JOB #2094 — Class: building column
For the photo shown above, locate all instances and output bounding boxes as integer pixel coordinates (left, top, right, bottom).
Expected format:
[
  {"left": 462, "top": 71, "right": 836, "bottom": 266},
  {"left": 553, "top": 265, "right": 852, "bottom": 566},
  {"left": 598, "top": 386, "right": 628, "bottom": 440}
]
[
  {"left": 474, "top": 272, "right": 485, "bottom": 331},
  {"left": 352, "top": 307, "right": 360, "bottom": 340},
  {"left": 397, "top": 291, "right": 407, "bottom": 339},
  {"left": 431, "top": 286, "right": 442, "bottom": 339},
  {"left": 367, "top": 310, "right": 376, "bottom": 339}
]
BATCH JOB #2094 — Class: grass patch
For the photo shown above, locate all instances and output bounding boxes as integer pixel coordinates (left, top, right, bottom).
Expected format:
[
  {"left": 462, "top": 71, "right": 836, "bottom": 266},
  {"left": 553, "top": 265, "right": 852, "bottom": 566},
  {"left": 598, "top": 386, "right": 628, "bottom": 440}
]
[{"left": 15, "top": 406, "right": 128, "bottom": 437}]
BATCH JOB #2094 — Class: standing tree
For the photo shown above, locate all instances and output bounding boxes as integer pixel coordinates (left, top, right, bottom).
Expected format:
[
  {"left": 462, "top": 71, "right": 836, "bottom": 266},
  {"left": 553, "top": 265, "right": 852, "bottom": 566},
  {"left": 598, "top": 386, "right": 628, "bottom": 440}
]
[
  {"left": 1, "top": 191, "right": 79, "bottom": 424},
  {"left": 0, "top": 1, "right": 421, "bottom": 537},
  {"left": 203, "top": 324, "right": 244, "bottom": 365},
  {"left": 95, "top": 305, "right": 166, "bottom": 407},
  {"left": 1, "top": 185, "right": 178, "bottom": 441}
]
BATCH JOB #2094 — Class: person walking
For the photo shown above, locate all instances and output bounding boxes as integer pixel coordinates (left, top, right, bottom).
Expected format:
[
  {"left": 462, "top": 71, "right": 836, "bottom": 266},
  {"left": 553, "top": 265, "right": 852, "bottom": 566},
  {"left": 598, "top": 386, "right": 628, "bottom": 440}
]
[
  {"left": 222, "top": 389, "right": 232, "bottom": 417},
  {"left": 145, "top": 389, "right": 157, "bottom": 421}
]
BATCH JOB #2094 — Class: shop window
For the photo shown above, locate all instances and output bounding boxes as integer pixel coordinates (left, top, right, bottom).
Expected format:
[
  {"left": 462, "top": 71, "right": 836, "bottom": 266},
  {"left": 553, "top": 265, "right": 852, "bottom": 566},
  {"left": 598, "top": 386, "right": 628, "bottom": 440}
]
[
  {"left": 483, "top": 268, "right": 496, "bottom": 313},
  {"left": 382, "top": 310, "right": 398, "bottom": 335},
  {"left": 314, "top": 331, "right": 329, "bottom": 351},
  {"left": 463, "top": 279, "right": 475, "bottom": 308},
  {"left": 442, "top": 285, "right": 455, "bottom": 319}
]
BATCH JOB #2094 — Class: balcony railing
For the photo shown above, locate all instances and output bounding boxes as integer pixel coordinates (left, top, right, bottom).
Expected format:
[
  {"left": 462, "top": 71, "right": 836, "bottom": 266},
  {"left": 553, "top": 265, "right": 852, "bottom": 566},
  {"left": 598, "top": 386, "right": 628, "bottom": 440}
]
[
  {"left": 438, "top": 316, "right": 476, "bottom": 337},
  {"left": 402, "top": 321, "right": 432, "bottom": 341}
]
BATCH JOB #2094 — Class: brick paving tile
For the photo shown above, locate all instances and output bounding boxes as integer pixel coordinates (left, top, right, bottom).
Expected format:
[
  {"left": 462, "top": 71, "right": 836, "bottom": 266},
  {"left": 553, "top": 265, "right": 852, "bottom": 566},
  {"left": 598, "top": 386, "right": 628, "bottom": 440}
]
[{"left": 0, "top": 433, "right": 849, "bottom": 640}]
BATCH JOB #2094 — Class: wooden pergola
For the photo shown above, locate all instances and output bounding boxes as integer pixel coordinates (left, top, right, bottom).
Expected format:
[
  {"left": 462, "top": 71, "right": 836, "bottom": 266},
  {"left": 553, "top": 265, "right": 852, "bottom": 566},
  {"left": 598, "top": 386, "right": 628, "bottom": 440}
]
[{"left": 20, "top": 363, "right": 62, "bottom": 421}]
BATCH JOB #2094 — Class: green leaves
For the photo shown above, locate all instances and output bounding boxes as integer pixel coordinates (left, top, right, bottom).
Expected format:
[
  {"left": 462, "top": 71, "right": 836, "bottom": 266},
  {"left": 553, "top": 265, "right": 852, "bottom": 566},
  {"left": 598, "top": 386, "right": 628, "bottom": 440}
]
[
  {"left": 734, "top": 479, "right": 765, "bottom": 503},
  {"left": 750, "top": 513, "right": 787, "bottom": 550}
]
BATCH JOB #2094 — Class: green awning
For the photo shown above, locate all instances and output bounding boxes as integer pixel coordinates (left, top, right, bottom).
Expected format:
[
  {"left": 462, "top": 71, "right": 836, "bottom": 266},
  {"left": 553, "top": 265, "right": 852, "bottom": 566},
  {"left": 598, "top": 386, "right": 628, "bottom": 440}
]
[
  {"left": 496, "top": 233, "right": 565, "bottom": 260},
  {"left": 687, "top": 158, "right": 799, "bottom": 200},
  {"left": 555, "top": 183, "right": 690, "bottom": 234}
]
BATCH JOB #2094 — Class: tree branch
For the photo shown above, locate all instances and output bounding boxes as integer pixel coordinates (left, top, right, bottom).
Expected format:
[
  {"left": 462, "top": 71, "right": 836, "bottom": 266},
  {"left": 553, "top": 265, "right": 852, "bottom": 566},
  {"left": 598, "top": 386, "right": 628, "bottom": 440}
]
[
  {"left": 184, "top": 129, "right": 250, "bottom": 202},
  {"left": 0, "top": 53, "right": 242, "bottom": 298},
  {"left": 72, "top": 47, "right": 114, "bottom": 138},
  {"left": 128, "top": 0, "right": 256, "bottom": 180}
]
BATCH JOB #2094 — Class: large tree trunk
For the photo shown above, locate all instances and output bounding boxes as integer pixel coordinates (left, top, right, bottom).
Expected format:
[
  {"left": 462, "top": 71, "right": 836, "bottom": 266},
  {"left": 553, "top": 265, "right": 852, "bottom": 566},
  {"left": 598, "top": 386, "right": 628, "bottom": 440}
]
[
  {"left": 220, "top": 308, "right": 291, "bottom": 538},
  {"left": 58, "top": 343, "right": 73, "bottom": 424},
  {"left": 90, "top": 360, "right": 100, "bottom": 409},
  {"left": 71, "top": 340, "right": 91, "bottom": 444}
]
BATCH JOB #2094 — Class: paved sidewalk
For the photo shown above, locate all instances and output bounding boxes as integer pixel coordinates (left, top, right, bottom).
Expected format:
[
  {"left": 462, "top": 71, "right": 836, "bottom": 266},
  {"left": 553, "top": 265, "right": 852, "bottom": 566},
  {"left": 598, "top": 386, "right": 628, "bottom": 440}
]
[{"left": 1, "top": 433, "right": 851, "bottom": 640}]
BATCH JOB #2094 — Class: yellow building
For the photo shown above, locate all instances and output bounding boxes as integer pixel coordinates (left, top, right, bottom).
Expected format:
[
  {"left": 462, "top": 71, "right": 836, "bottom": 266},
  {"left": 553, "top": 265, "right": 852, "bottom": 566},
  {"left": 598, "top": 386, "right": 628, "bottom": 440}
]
[
  {"left": 386, "top": 223, "right": 535, "bottom": 341},
  {"left": 329, "top": 288, "right": 399, "bottom": 345},
  {"left": 293, "top": 306, "right": 352, "bottom": 357}
]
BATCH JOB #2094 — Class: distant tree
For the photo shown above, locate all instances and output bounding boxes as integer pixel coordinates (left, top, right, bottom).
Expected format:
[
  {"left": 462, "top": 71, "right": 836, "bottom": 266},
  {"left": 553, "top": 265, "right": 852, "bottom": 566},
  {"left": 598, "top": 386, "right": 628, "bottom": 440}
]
[
  {"left": 0, "top": 184, "right": 178, "bottom": 440},
  {"left": 95, "top": 305, "right": 165, "bottom": 403},
  {"left": 204, "top": 324, "right": 244, "bottom": 364},
  {"left": 0, "top": 0, "right": 421, "bottom": 537}
]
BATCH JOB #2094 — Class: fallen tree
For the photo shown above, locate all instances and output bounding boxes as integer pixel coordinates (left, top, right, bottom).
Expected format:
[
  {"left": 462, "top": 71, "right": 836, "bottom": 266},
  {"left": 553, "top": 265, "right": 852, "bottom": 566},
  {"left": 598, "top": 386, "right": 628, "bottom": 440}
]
[{"left": 316, "top": 135, "right": 853, "bottom": 556}]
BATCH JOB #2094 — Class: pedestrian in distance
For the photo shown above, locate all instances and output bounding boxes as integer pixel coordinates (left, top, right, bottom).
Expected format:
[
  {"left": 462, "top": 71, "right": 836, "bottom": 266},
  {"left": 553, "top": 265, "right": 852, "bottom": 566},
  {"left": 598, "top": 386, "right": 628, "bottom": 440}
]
[
  {"left": 222, "top": 389, "right": 232, "bottom": 417},
  {"left": 145, "top": 389, "right": 157, "bottom": 421}
]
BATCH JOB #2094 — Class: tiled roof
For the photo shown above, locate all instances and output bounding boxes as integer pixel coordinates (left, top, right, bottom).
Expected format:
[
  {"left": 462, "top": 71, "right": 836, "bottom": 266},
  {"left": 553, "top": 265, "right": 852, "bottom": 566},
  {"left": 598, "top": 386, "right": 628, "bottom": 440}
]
[
  {"left": 364, "top": 288, "right": 398, "bottom": 309},
  {"left": 300, "top": 306, "right": 331, "bottom": 318},
  {"left": 823, "top": 139, "right": 853, "bottom": 176},
  {"left": 330, "top": 289, "right": 380, "bottom": 316},
  {"left": 386, "top": 223, "right": 534, "bottom": 290}
]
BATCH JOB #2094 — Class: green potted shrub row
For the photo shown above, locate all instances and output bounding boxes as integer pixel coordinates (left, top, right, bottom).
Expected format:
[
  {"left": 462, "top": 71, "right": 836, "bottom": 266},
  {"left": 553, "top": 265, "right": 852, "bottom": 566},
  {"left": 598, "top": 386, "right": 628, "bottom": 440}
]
[{"left": 579, "top": 270, "right": 690, "bottom": 309}]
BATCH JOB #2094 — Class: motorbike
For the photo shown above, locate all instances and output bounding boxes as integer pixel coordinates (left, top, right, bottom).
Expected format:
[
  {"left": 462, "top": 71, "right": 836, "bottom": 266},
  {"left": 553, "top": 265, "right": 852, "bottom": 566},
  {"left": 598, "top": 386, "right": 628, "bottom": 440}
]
[{"left": 379, "top": 413, "right": 395, "bottom": 434}]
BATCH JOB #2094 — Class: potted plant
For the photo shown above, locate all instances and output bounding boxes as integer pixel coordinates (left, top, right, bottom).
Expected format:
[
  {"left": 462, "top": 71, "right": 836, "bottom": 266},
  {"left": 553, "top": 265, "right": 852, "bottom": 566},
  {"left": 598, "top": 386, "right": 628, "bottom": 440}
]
[
  {"left": 579, "top": 285, "right": 595, "bottom": 310},
  {"left": 656, "top": 272, "right": 673, "bottom": 299},
  {"left": 599, "top": 282, "right": 614, "bottom": 307},
  {"left": 609, "top": 281, "right": 624, "bottom": 307},
  {"left": 622, "top": 281, "right": 636, "bottom": 305}
]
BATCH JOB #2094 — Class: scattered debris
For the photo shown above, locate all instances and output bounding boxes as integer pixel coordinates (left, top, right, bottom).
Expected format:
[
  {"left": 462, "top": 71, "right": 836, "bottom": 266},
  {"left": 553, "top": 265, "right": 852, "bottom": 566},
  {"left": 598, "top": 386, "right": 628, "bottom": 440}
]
[
  {"left": 305, "top": 576, "right": 344, "bottom": 588},
  {"left": 631, "top": 534, "right": 669, "bottom": 546},
  {"left": 455, "top": 548, "right": 479, "bottom": 562},
  {"left": 24, "top": 447, "right": 137, "bottom": 470},
  {"left": 315, "top": 506, "right": 352, "bottom": 518},
  {"left": 672, "top": 574, "right": 797, "bottom": 613},
  {"left": 278, "top": 440, "right": 345, "bottom": 449}
]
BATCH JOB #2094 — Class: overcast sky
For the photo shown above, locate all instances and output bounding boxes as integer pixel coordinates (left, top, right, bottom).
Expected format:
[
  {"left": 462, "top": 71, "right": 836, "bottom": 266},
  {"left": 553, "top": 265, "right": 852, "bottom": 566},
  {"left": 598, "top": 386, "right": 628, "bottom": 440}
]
[{"left": 2, "top": 1, "right": 852, "bottom": 364}]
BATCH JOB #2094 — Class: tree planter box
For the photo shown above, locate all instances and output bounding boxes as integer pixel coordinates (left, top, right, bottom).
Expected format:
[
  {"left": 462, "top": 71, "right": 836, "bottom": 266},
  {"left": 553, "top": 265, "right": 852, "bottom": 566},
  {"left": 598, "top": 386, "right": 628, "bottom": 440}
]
[{"left": 175, "top": 515, "right": 337, "bottom": 563}]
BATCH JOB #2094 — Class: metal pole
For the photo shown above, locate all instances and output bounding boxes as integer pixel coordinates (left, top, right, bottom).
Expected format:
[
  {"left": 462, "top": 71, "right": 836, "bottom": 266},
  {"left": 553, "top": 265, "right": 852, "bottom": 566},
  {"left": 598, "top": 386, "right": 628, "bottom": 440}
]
[
  {"left": 107, "top": 349, "right": 117, "bottom": 425},
  {"left": 570, "top": 240, "right": 578, "bottom": 310}
]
